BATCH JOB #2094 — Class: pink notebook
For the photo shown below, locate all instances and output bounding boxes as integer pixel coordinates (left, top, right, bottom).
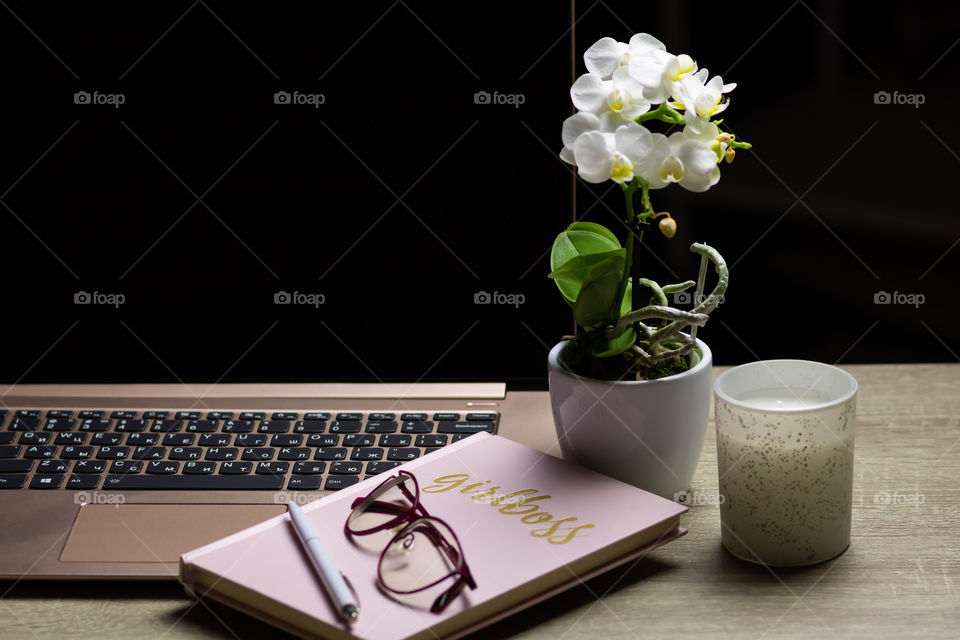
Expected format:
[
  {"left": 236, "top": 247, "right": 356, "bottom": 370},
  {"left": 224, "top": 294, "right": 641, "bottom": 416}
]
[{"left": 180, "top": 434, "right": 687, "bottom": 640}]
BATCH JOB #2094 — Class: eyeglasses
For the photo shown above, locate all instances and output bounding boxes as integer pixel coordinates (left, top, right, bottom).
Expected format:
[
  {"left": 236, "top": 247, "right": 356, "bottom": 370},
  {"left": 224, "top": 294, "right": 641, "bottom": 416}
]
[{"left": 345, "top": 470, "right": 477, "bottom": 613}]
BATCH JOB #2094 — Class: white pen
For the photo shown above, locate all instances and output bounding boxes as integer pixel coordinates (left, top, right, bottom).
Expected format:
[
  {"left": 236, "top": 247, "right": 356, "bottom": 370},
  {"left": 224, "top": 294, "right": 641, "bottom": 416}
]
[{"left": 287, "top": 501, "right": 360, "bottom": 624}]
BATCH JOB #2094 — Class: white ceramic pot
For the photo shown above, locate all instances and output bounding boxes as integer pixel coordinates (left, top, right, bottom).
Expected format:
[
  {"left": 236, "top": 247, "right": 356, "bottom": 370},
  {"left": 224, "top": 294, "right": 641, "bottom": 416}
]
[{"left": 547, "top": 338, "right": 713, "bottom": 499}]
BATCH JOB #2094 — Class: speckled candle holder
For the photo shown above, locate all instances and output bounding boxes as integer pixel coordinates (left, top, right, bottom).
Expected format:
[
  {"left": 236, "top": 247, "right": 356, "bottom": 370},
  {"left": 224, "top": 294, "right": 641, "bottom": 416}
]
[{"left": 714, "top": 360, "right": 857, "bottom": 566}]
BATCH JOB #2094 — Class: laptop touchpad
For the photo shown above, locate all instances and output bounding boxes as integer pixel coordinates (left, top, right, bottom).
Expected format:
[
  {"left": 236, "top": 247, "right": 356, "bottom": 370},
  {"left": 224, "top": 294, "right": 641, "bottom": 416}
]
[{"left": 61, "top": 504, "right": 286, "bottom": 563}]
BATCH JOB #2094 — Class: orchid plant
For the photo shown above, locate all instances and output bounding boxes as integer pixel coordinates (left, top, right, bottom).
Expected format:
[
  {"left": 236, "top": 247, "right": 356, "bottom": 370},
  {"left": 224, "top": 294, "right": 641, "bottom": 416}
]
[{"left": 550, "top": 34, "right": 750, "bottom": 381}]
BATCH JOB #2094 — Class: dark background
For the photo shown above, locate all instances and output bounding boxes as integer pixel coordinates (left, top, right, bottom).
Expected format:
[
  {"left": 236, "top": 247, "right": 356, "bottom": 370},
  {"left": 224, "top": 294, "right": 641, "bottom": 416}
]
[{"left": 1, "top": 1, "right": 957, "bottom": 389}]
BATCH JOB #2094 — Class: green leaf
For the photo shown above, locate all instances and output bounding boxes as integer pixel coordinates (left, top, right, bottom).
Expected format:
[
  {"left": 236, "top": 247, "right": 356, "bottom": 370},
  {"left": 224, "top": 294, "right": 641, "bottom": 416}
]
[
  {"left": 620, "top": 280, "right": 633, "bottom": 317},
  {"left": 550, "top": 227, "right": 622, "bottom": 305},
  {"left": 574, "top": 256, "right": 624, "bottom": 328},
  {"left": 593, "top": 327, "right": 637, "bottom": 358}
]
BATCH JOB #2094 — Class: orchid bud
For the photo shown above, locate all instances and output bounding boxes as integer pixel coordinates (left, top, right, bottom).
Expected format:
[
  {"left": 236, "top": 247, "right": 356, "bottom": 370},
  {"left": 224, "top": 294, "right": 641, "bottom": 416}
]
[
  {"left": 725, "top": 147, "right": 736, "bottom": 164},
  {"left": 658, "top": 216, "right": 676, "bottom": 238}
]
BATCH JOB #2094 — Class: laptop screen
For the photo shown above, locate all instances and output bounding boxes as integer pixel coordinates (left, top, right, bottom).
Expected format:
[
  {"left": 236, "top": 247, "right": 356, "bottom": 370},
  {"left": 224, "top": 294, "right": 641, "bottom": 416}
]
[{"left": 2, "top": 3, "right": 576, "bottom": 389}]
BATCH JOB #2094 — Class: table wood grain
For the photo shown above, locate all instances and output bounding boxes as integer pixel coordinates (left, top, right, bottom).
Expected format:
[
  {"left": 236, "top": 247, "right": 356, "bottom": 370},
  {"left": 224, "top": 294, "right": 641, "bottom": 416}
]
[{"left": 1, "top": 364, "right": 958, "bottom": 639}]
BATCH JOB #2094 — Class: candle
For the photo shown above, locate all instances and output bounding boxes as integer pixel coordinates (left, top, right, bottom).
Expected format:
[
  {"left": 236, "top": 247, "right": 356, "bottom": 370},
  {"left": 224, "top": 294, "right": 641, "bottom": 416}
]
[{"left": 714, "top": 360, "right": 857, "bottom": 566}]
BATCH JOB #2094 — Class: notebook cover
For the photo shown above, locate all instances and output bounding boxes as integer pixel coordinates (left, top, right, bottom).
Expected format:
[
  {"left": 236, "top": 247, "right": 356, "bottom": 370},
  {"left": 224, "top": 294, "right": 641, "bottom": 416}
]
[{"left": 180, "top": 434, "right": 688, "bottom": 640}]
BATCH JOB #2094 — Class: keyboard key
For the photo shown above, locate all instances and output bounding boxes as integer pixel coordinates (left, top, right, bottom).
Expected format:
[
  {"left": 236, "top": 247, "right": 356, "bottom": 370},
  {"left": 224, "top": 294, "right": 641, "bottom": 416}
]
[
  {"left": 16, "top": 410, "right": 40, "bottom": 418},
  {"left": 9, "top": 417, "right": 39, "bottom": 431},
  {"left": 0, "top": 475, "right": 27, "bottom": 489},
  {"left": 401, "top": 421, "right": 433, "bottom": 434},
  {"left": 258, "top": 420, "right": 291, "bottom": 433},
  {"left": 114, "top": 419, "right": 146, "bottom": 432},
  {"left": 25, "top": 445, "right": 58, "bottom": 459},
  {"left": 235, "top": 433, "right": 267, "bottom": 447},
  {"left": 96, "top": 446, "right": 129, "bottom": 460},
  {"left": 0, "top": 433, "right": 13, "bottom": 445},
  {"left": 104, "top": 474, "right": 283, "bottom": 490},
  {"left": 55, "top": 432, "right": 86, "bottom": 446},
  {"left": 19, "top": 432, "right": 51, "bottom": 445},
  {"left": 270, "top": 434, "right": 302, "bottom": 447},
  {"left": 126, "top": 433, "right": 158, "bottom": 446},
  {"left": 314, "top": 447, "right": 347, "bottom": 461},
  {"left": 329, "top": 461, "right": 363, "bottom": 475},
  {"left": 400, "top": 413, "right": 428, "bottom": 421},
  {"left": 143, "top": 411, "right": 169, "bottom": 420},
  {"left": 111, "top": 410, "right": 137, "bottom": 419},
  {"left": 163, "top": 433, "right": 195, "bottom": 446},
  {"left": 44, "top": 418, "right": 75, "bottom": 431},
  {"left": 0, "top": 460, "right": 32, "bottom": 473},
  {"left": 199, "top": 434, "right": 231, "bottom": 447},
  {"left": 46, "top": 410, "right": 74, "bottom": 419},
  {"left": 278, "top": 447, "right": 310, "bottom": 461},
  {"left": 304, "top": 412, "right": 330, "bottom": 421},
  {"left": 366, "top": 461, "right": 402, "bottom": 475},
  {"left": 186, "top": 420, "right": 219, "bottom": 433},
  {"left": 343, "top": 434, "right": 375, "bottom": 447},
  {"left": 437, "top": 421, "right": 496, "bottom": 434},
  {"left": 239, "top": 412, "right": 265, "bottom": 421},
  {"left": 293, "top": 420, "right": 327, "bottom": 433},
  {"left": 78, "top": 410, "right": 104, "bottom": 419},
  {"left": 365, "top": 421, "right": 398, "bottom": 434},
  {"left": 92, "top": 433, "right": 124, "bottom": 446},
  {"left": 329, "top": 420, "right": 362, "bottom": 434},
  {"left": 379, "top": 434, "right": 411, "bottom": 447},
  {"left": 73, "top": 459, "right": 106, "bottom": 473},
  {"left": 271, "top": 412, "right": 299, "bottom": 420},
  {"left": 223, "top": 420, "right": 254, "bottom": 433},
  {"left": 368, "top": 412, "right": 396, "bottom": 421},
  {"left": 37, "top": 460, "right": 68, "bottom": 474},
  {"left": 205, "top": 447, "right": 238, "bottom": 461},
  {"left": 81, "top": 419, "right": 114, "bottom": 432},
  {"left": 30, "top": 474, "right": 63, "bottom": 489},
  {"left": 256, "top": 462, "right": 288, "bottom": 475},
  {"left": 207, "top": 411, "right": 233, "bottom": 420},
  {"left": 416, "top": 434, "right": 448, "bottom": 448},
  {"left": 288, "top": 476, "right": 321, "bottom": 490},
  {"left": 466, "top": 413, "right": 498, "bottom": 422},
  {"left": 387, "top": 448, "right": 420, "bottom": 461},
  {"left": 351, "top": 447, "right": 384, "bottom": 461},
  {"left": 109, "top": 461, "right": 142, "bottom": 474},
  {"left": 67, "top": 475, "right": 100, "bottom": 490},
  {"left": 219, "top": 461, "right": 252, "bottom": 475},
  {"left": 335, "top": 412, "right": 363, "bottom": 421},
  {"left": 242, "top": 448, "right": 274, "bottom": 461},
  {"left": 433, "top": 412, "right": 461, "bottom": 421},
  {"left": 146, "top": 461, "right": 180, "bottom": 474},
  {"left": 452, "top": 433, "right": 475, "bottom": 443},
  {"left": 169, "top": 447, "right": 202, "bottom": 460},
  {"left": 133, "top": 446, "right": 166, "bottom": 460},
  {"left": 324, "top": 476, "right": 359, "bottom": 491},
  {"left": 60, "top": 445, "right": 94, "bottom": 459},
  {"left": 175, "top": 411, "right": 202, "bottom": 420},
  {"left": 0, "top": 446, "right": 21, "bottom": 459},
  {"left": 292, "top": 461, "right": 325, "bottom": 474},
  {"left": 306, "top": 434, "right": 338, "bottom": 447},
  {"left": 183, "top": 461, "right": 216, "bottom": 474},
  {"left": 151, "top": 419, "right": 182, "bottom": 432}
]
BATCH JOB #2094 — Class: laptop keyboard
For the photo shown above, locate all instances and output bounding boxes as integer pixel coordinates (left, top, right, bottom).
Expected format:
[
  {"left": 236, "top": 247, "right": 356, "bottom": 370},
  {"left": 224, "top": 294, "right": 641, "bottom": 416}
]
[{"left": 0, "top": 409, "right": 498, "bottom": 492}]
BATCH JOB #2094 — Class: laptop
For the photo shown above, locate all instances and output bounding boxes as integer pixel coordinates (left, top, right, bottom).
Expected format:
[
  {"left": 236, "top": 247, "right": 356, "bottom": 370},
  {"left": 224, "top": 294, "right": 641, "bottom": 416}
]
[{"left": 0, "top": 3, "right": 575, "bottom": 578}]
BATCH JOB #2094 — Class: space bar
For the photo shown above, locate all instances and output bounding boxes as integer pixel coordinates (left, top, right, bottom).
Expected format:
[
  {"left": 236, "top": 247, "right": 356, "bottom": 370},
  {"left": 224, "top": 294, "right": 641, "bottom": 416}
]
[{"left": 103, "top": 475, "right": 284, "bottom": 490}]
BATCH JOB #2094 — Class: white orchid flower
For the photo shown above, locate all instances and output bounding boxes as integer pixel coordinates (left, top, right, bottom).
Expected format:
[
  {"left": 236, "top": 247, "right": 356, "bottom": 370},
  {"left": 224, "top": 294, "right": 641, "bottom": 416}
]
[
  {"left": 570, "top": 67, "right": 651, "bottom": 119},
  {"left": 583, "top": 33, "right": 669, "bottom": 80},
  {"left": 659, "top": 131, "right": 721, "bottom": 192},
  {"left": 681, "top": 113, "right": 728, "bottom": 163},
  {"left": 559, "top": 111, "right": 635, "bottom": 165},
  {"left": 628, "top": 45, "right": 698, "bottom": 104},
  {"left": 572, "top": 121, "right": 664, "bottom": 185},
  {"left": 671, "top": 70, "right": 737, "bottom": 118}
]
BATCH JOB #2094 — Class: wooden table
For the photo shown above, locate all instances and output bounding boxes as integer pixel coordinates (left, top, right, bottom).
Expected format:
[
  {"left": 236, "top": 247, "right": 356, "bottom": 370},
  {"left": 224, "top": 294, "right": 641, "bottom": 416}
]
[{"left": 1, "top": 364, "right": 958, "bottom": 639}]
